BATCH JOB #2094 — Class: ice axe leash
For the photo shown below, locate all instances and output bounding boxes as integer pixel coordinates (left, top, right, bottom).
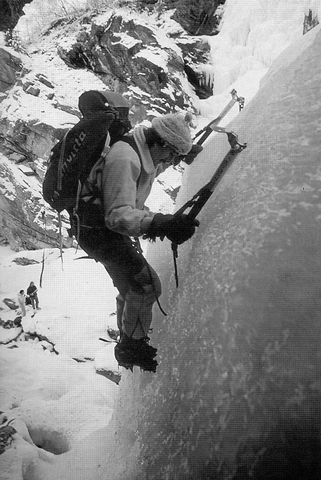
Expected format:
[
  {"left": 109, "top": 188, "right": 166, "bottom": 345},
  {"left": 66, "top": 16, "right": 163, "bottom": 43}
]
[{"left": 172, "top": 123, "right": 247, "bottom": 287}]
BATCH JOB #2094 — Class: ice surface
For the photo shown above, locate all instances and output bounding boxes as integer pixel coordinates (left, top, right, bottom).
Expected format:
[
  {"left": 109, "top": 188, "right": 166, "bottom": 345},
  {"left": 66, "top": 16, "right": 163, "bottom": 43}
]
[
  {"left": 1, "top": 0, "right": 321, "bottom": 479},
  {"left": 107, "top": 23, "right": 321, "bottom": 480}
]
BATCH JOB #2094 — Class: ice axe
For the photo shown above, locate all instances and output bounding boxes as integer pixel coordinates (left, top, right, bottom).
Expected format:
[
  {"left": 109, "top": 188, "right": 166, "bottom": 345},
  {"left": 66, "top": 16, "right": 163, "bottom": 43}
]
[{"left": 171, "top": 92, "right": 247, "bottom": 287}]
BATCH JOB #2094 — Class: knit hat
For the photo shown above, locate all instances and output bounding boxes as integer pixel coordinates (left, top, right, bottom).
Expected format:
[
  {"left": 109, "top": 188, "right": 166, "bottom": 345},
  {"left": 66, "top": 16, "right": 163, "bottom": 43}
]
[{"left": 152, "top": 112, "right": 194, "bottom": 155}]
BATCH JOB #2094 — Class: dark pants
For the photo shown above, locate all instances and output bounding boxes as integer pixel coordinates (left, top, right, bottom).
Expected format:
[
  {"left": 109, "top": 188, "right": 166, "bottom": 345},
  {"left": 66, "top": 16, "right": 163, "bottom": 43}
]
[
  {"left": 30, "top": 294, "right": 39, "bottom": 309},
  {"left": 77, "top": 225, "right": 161, "bottom": 339}
]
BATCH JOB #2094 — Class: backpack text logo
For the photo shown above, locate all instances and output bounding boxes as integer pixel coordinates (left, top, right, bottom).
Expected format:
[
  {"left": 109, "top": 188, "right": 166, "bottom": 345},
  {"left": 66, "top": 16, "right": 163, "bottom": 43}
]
[{"left": 61, "top": 131, "right": 87, "bottom": 176}]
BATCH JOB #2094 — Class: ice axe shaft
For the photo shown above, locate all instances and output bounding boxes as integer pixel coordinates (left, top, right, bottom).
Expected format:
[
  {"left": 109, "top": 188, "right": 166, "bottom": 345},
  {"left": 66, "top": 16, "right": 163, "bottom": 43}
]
[{"left": 175, "top": 131, "right": 247, "bottom": 221}]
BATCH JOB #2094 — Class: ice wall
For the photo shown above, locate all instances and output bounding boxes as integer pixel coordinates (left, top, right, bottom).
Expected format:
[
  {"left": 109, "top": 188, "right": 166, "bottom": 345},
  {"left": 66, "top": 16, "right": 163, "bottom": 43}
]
[
  {"left": 113, "top": 25, "right": 321, "bottom": 480},
  {"left": 199, "top": 0, "right": 321, "bottom": 121}
]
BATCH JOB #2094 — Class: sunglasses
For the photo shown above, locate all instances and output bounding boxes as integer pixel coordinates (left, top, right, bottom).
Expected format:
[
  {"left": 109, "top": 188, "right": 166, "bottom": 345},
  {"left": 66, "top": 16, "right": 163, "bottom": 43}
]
[{"left": 158, "top": 140, "right": 182, "bottom": 162}]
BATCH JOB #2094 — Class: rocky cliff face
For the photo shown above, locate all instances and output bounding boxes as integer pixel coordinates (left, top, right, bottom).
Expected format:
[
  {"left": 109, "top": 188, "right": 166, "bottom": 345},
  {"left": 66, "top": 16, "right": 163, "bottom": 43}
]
[
  {"left": 0, "top": 46, "right": 23, "bottom": 95},
  {"left": 140, "top": 0, "right": 226, "bottom": 35},
  {"left": 56, "top": 10, "right": 212, "bottom": 119},
  {"left": 0, "top": 0, "right": 32, "bottom": 31},
  {"left": 0, "top": 0, "right": 225, "bottom": 37},
  {"left": 0, "top": 7, "right": 216, "bottom": 251}
]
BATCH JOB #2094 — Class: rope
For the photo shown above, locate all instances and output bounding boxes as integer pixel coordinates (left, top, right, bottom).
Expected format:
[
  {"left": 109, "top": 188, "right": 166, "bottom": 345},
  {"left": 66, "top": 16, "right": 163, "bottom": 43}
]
[
  {"left": 127, "top": 316, "right": 141, "bottom": 340},
  {"left": 133, "top": 237, "right": 167, "bottom": 316},
  {"left": 57, "top": 211, "right": 64, "bottom": 271},
  {"left": 72, "top": 179, "right": 83, "bottom": 253},
  {"left": 39, "top": 209, "right": 46, "bottom": 288},
  {"left": 171, "top": 242, "right": 179, "bottom": 288}
]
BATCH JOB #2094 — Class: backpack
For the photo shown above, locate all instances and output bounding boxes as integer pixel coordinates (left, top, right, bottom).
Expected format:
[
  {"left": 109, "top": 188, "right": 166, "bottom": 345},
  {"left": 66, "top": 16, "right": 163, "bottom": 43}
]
[
  {"left": 72, "top": 135, "right": 141, "bottom": 232},
  {"left": 42, "top": 90, "right": 132, "bottom": 214}
]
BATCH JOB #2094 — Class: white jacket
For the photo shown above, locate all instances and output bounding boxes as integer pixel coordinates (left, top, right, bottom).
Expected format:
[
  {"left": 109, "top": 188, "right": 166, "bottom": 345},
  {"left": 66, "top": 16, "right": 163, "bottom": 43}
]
[{"left": 99, "top": 126, "right": 167, "bottom": 236}]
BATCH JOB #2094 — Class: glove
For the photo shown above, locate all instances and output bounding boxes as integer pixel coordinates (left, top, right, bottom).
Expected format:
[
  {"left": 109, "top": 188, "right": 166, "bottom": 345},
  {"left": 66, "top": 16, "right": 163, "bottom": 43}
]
[
  {"left": 182, "top": 144, "right": 203, "bottom": 165},
  {"left": 146, "top": 213, "right": 200, "bottom": 244}
]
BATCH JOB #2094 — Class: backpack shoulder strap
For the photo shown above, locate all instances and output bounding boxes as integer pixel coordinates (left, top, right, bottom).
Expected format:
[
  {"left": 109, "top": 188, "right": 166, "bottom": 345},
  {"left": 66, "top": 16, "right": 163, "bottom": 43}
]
[
  {"left": 80, "top": 135, "right": 142, "bottom": 206},
  {"left": 120, "top": 136, "right": 142, "bottom": 162},
  {"left": 101, "top": 132, "right": 111, "bottom": 159}
]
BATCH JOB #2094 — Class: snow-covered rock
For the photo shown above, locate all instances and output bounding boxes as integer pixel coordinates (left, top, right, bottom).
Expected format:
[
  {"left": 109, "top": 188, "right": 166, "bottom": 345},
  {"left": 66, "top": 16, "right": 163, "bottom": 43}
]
[
  {"left": 0, "top": 153, "right": 65, "bottom": 249},
  {"left": 55, "top": 10, "right": 211, "bottom": 118},
  {"left": 94, "top": 343, "right": 121, "bottom": 385},
  {"left": 0, "top": 7, "right": 210, "bottom": 250},
  {"left": 0, "top": 326, "right": 22, "bottom": 344},
  {"left": 0, "top": 47, "right": 23, "bottom": 93}
]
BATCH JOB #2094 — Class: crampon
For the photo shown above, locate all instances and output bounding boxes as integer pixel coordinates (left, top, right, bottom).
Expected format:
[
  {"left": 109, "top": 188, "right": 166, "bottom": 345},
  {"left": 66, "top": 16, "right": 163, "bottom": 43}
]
[{"left": 114, "top": 342, "right": 158, "bottom": 373}]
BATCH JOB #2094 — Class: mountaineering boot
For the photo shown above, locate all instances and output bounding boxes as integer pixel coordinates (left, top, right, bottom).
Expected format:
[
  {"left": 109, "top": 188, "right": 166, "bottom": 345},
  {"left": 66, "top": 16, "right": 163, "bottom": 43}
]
[
  {"left": 135, "top": 337, "right": 158, "bottom": 358},
  {"left": 114, "top": 344, "right": 158, "bottom": 372},
  {"left": 118, "top": 334, "right": 157, "bottom": 358},
  {"left": 114, "top": 335, "right": 158, "bottom": 372}
]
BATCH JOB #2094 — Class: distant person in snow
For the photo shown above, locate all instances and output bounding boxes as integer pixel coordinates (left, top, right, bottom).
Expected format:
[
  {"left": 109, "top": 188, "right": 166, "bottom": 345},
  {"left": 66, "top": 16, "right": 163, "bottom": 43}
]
[
  {"left": 17, "top": 290, "right": 26, "bottom": 318},
  {"left": 26, "top": 282, "right": 40, "bottom": 311},
  {"left": 72, "top": 100, "right": 201, "bottom": 372}
]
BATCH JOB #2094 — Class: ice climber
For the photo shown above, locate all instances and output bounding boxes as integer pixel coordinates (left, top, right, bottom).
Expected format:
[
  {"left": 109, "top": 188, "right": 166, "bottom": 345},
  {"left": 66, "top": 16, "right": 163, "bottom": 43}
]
[{"left": 72, "top": 95, "right": 201, "bottom": 372}]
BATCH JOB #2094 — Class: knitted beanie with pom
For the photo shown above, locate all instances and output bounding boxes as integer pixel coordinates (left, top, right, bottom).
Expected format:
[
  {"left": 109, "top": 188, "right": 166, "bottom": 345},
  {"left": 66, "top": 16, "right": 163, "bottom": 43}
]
[{"left": 152, "top": 112, "right": 193, "bottom": 155}]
